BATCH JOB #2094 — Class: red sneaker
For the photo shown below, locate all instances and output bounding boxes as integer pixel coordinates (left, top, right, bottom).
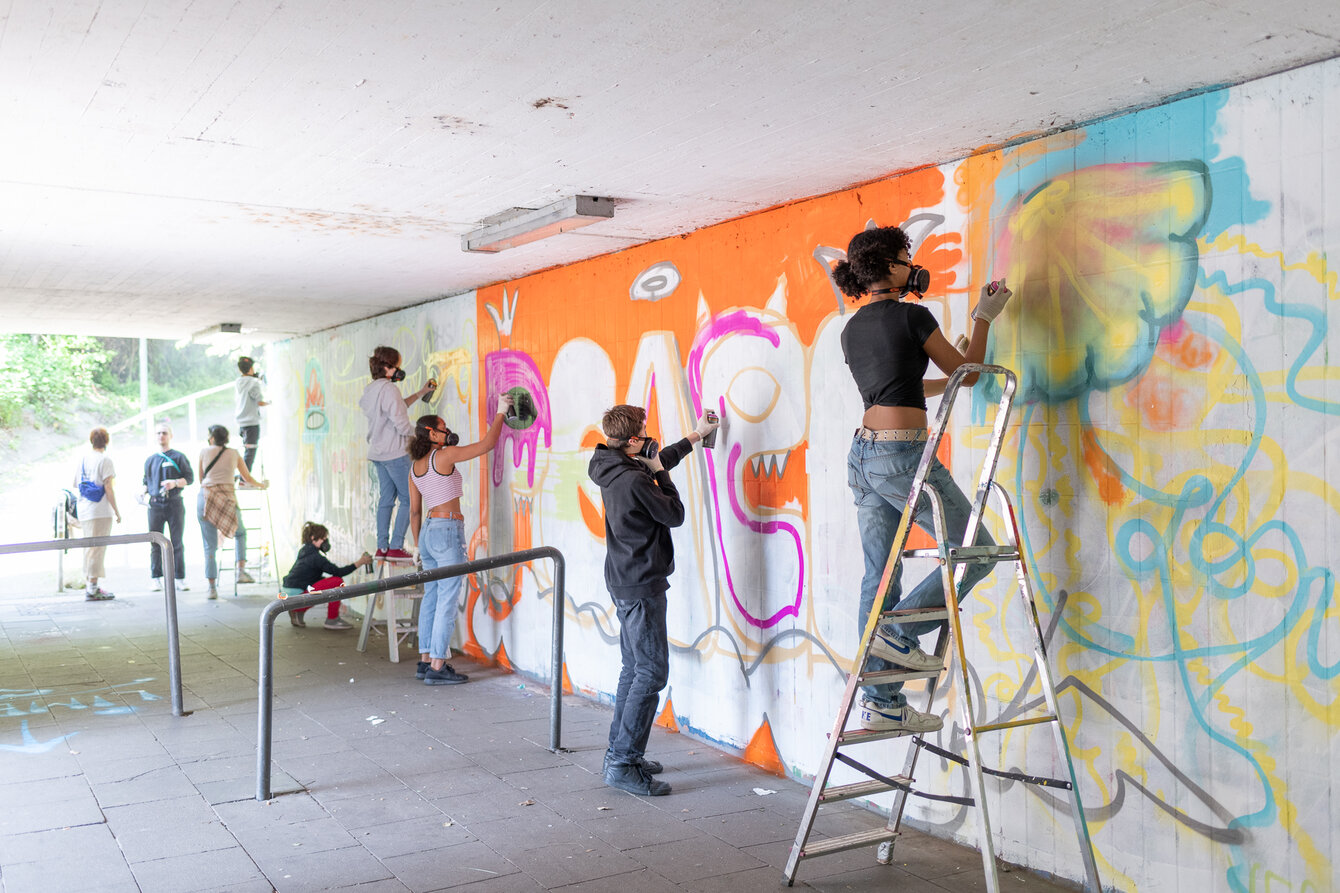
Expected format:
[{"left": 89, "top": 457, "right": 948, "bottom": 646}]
[
  {"left": 375, "top": 548, "right": 389, "bottom": 558},
  {"left": 383, "top": 548, "right": 414, "bottom": 561}
]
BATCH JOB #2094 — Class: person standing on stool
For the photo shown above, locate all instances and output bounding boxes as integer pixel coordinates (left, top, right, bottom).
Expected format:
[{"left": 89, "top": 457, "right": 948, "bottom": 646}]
[
  {"left": 198, "top": 425, "right": 268, "bottom": 599},
  {"left": 74, "top": 426, "right": 121, "bottom": 601},
  {"left": 142, "top": 420, "right": 193, "bottom": 591},
  {"left": 281, "top": 522, "right": 373, "bottom": 629},
  {"left": 833, "top": 225, "right": 1012, "bottom": 734},
  {"left": 360, "top": 346, "right": 435, "bottom": 560},
  {"left": 234, "top": 356, "right": 268, "bottom": 474},
  {"left": 588, "top": 404, "right": 719, "bottom": 796},
  {"left": 406, "top": 396, "right": 512, "bottom": 685}
]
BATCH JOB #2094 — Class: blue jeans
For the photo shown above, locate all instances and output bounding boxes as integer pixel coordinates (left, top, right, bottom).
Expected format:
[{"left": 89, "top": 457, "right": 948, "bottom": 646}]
[
  {"left": 372, "top": 456, "right": 412, "bottom": 551},
  {"left": 607, "top": 594, "right": 670, "bottom": 765},
  {"left": 197, "top": 491, "right": 246, "bottom": 581},
  {"left": 418, "top": 518, "right": 465, "bottom": 659},
  {"left": 848, "top": 434, "right": 994, "bottom": 709}
]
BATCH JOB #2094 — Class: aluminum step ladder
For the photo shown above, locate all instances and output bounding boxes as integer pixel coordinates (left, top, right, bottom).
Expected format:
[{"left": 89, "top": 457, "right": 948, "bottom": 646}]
[{"left": 783, "top": 364, "right": 1102, "bottom": 892}]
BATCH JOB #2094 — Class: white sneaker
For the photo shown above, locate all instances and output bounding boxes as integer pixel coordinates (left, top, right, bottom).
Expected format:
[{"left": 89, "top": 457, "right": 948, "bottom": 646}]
[
  {"left": 869, "top": 631, "right": 942, "bottom": 672},
  {"left": 177, "top": 581, "right": 190, "bottom": 591},
  {"left": 858, "top": 698, "right": 943, "bottom": 734},
  {"left": 151, "top": 578, "right": 163, "bottom": 591}
]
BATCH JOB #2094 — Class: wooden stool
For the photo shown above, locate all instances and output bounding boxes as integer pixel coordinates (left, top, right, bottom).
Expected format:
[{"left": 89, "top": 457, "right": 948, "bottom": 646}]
[{"left": 355, "top": 556, "right": 422, "bottom": 662}]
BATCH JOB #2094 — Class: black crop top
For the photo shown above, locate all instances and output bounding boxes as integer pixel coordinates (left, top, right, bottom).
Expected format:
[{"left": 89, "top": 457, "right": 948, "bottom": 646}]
[{"left": 841, "top": 300, "right": 941, "bottom": 411}]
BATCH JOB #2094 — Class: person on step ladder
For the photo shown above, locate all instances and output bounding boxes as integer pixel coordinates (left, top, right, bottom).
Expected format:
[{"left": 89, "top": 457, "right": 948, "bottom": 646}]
[{"left": 833, "top": 225, "right": 1013, "bottom": 734}]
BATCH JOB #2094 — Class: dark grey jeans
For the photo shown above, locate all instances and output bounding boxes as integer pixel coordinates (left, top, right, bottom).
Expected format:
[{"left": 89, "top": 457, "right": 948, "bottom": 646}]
[
  {"left": 607, "top": 594, "right": 670, "bottom": 765},
  {"left": 147, "top": 498, "right": 185, "bottom": 579}
]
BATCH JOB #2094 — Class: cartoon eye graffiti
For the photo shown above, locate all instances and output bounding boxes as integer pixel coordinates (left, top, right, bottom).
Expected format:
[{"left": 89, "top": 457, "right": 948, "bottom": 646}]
[
  {"left": 629, "top": 261, "right": 682, "bottom": 302},
  {"left": 504, "top": 386, "right": 537, "bottom": 430}
]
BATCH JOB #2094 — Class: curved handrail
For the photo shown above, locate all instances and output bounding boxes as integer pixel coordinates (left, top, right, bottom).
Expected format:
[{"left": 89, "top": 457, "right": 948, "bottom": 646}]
[
  {"left": 0, "top": 533, "right": 187, "bottom": 716},
  {"left": 255, "top": 546, "right": 566, "bottom": 801}
]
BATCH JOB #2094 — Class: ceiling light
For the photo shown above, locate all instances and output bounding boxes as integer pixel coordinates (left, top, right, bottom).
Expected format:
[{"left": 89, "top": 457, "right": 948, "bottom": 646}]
[
  {"left": 462, "top": 195, "right": 614, "bottom": 253},
  {"left": 190, "top": 322, "right": 244, "bottom": 343}
]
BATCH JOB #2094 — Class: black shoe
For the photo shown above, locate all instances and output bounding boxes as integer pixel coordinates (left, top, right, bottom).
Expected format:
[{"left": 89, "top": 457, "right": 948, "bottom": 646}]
[
  {"left": 604, "top": 762, "right": 671, "bottom": 796},
  {"left": 423, "top": 664, "right": 468, "bottom": 685},
  {"left": 603, "top": 749, "right": 664, "bottom": 775},
  {"left": 415, "top": 661, "right": 430, "bottom": 680}
]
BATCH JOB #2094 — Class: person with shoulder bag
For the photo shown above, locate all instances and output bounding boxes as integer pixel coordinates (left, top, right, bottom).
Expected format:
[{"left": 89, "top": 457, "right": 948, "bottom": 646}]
[{"left": 73, "top": 427, "right": 121, "bottom": 600}]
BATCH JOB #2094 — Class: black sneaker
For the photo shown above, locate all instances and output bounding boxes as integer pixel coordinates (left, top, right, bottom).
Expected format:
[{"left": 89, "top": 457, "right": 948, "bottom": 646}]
[
  {"left": 604, "top": 762, "right": 671, "bottom": 796},
  {"left": 85, "top": 588, "right": 115, "bottom": 601},
  {"left": 415, "top": 661, "right": 430, "bottom": 680},
  {"left": 603, "top": 749, "right": 664, "bottom": 775},
  {"left": 423, "top": 664, "right": 468, "bottom": 685}
]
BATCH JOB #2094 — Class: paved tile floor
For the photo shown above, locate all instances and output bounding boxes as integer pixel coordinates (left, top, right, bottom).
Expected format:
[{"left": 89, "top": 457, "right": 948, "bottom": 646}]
[{"left": 0, "top": 581, "right": 1080, "bottom": 892}]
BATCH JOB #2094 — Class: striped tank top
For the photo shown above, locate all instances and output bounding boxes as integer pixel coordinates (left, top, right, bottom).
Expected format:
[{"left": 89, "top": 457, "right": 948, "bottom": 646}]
[{"left": 412, "top": 448, "right": 463, "bottom": 511}]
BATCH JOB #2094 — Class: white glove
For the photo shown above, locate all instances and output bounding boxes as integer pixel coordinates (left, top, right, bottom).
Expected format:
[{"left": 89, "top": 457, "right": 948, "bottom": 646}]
[
  {"left": 971, "top": 278, "right": 1013, "bottom": 323},
  {"left": 637, "top": 455, "right": 665, "bottom": 474},
  {"left": 495, "top": 394, "right": 515, "bottom": 416},
  {"left": 694, "top": 413, "right": 719, "bottom": 439}
]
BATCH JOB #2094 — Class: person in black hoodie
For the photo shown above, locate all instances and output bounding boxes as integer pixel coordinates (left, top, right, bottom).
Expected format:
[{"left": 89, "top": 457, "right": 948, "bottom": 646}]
[
  {"left": 280, "top": 522, "right": 373, "bottom": 629},
  {"left": 588, "top": 403, "right": 718, "bottom": 796}
]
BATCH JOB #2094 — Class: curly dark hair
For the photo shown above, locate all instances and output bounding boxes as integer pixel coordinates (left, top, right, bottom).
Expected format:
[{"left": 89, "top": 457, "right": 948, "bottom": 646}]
[
  {"left": 831, "top": 226, "right": 912, "bottom": 299},
  {"left": 408, "top": 414, "right": 442, "bottom": 460}
]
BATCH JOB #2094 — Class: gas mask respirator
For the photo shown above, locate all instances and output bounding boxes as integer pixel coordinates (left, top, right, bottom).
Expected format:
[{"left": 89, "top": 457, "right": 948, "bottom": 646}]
[
  {"left": 900, "top": 264, "right": 931, "bottom": 297},
  {"left": 637, "top": 437, "right": 659, "bottom": 460},
  {"left": 318, "top": 540, "right": 332, "bottom": 554},
  {"left": 389, "top": 367, "right": 406, "bottom": 383}
]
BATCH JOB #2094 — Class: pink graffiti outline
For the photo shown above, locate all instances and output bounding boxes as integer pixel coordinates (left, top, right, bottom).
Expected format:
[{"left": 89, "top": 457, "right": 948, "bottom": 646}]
[{"left": 688, "top": 309, "right": 803, "bottom": 628}]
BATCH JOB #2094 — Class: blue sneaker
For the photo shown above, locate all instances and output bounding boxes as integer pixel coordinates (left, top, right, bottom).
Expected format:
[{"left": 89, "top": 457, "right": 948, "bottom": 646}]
[
  {"left": 859, "top": 698, "right": 943, "bottom": 733},
  {"left": 870, "top": 631, "right": 941, "bottom": 671}
]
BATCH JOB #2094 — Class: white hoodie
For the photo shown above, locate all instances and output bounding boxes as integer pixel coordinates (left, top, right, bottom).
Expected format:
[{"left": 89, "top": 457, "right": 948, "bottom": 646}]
[{"left": 359, "top": 378, "right": 413, "bottom": 461}]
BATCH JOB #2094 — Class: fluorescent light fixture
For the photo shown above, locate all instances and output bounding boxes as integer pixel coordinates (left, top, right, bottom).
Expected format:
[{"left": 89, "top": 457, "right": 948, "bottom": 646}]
[
  {"left": 462, "top": 195, "right": 614, "bottom": 253},
  {"left": 191, "top": 322, "right": 243, "bottom": 342}
]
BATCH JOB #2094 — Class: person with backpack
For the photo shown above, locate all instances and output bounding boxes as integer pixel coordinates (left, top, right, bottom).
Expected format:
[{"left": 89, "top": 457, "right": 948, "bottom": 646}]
[{"left": 73, "top": 426, "right": 121, "bottom": 601}]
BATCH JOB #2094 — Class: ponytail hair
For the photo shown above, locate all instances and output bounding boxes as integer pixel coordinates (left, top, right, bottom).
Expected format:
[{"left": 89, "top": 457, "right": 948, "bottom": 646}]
[
  {"left": 301, "top": 521, "right": 329, "bottom": 545},
  {"left": 831, "top": 226, "right": 913, "bottom": 299},
  {"left": 409, "top": 415, "right": 440, "bottom": 459}
]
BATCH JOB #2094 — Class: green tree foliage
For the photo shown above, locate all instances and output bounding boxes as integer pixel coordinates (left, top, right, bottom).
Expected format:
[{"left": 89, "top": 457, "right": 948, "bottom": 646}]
[
  {"left": 0, "top": 335, "right": 243, "bottom": 431},
  {"left": 0, "top": 335, "right": 111, "bottom": 428}
]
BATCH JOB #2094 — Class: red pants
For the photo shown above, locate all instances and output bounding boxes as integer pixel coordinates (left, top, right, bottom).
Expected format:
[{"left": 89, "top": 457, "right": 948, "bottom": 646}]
[{"left": 294, "top": 576, "right": 344, "bottom": 619}]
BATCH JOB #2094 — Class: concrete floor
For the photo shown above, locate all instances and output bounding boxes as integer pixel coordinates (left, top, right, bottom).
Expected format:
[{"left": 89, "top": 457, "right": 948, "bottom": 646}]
[{"left": 0, "top": 579, "right": 1081, "bottom": 893}]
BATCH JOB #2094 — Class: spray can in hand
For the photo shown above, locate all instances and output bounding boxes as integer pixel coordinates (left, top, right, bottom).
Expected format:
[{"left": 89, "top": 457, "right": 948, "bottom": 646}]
[{"left": 702, "top": 410, "right": 719, "bottom": 449}]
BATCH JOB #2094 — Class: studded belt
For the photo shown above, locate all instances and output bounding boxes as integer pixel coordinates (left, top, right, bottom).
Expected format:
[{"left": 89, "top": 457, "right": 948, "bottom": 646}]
[{"left": 854, "top": 427, "right": 928, "bottom": 442}]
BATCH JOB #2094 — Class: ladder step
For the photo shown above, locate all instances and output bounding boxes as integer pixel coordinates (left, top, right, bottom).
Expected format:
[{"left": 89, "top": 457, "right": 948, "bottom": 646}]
[
  {"left": 798, "top": 828, "right": 898, "bottom": 859},
  {"left": 819, "top": 778, "right": 910, "bottom": 803},
  {"left": 879, "top": 606, "right": 950, "bottom": 623},
  {"left": 835, "top": 726, "right": 925, "bottom": 746},
  {"left": 901, "top": 548, "right": 941, "bottom": 560},
  {"left": 947, "top": 545, "right": 1020, "bottom": 562},
  {"left": 857, "top": 668, "right": 941, "bottom": 685}
]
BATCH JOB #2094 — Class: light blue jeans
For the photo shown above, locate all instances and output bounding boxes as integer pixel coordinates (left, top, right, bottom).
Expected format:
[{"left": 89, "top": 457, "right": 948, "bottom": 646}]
[
  {"left": 847, "top": 434, "right": 994, "bottom": 709},
  {"left": 197, "top": 490, "right": 246, "bottom": 580},
  {"left": 371, "top": 455, "right": 412, "bottom": 551},
  {"left": 418, "top": 517, "right": 466, "bottom": 660}
]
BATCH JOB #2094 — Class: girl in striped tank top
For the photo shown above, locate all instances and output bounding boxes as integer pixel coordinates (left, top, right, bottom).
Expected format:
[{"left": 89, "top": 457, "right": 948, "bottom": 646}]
[{"left": 406, "top": 395, "right": 514, "bottom": 685}]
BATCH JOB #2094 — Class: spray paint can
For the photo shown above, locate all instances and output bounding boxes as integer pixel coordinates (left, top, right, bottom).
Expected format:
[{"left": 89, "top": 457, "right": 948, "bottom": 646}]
[
  {"left": 702, "top": 409, "right": 719, "bottom": 449},
  {"left": 986, "top": 280, "right": 1000, "bottom": 296}
]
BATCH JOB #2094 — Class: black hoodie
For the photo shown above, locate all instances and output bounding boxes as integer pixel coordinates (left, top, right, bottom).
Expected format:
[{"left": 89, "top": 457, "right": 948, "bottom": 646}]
[{"left": 587, "top": 437, "right": 692, "bottom": 599}]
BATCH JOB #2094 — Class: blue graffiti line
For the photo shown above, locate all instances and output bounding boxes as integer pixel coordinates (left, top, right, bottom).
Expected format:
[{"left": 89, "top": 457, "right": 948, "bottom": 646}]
[
  {"left": 0, "top": 719, "right": 78, "bottom": 754},
  {"left": 1203, "top": 267, "right": 1340, "bottom": 417},
  {"left": 0, "top": 679, "right": 160, "bottom": 718}
]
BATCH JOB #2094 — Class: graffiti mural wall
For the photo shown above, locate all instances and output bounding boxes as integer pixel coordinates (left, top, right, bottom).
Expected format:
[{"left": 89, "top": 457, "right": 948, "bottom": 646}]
[{"left": 269, "top": 57, "right": 1340, "bottom": 891}]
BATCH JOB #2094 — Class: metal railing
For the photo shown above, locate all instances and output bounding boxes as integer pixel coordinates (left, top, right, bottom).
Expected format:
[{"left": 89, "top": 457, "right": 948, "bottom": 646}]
[
  {"left": 0, "top": 533, "right": 187, "bottom": 716},
  {"left": 255, "top": 546, "right": 567, "bottom": 801}
]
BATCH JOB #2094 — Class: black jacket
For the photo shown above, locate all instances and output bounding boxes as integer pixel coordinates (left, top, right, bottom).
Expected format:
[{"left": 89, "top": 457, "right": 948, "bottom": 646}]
[
  {"left": 142, "top": 449, "right": 194, "bottom": 507},
  {"left": 283, "top": 543, "right": 358, "bottom": 591},
  {"left": 587, "top": 437, "right": 692, "bottom": 599}
]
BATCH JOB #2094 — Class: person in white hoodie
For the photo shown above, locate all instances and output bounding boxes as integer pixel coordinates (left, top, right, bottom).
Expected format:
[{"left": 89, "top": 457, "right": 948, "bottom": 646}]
[{"left": 358, "top": 346, "right": 434, "bottom": 559}]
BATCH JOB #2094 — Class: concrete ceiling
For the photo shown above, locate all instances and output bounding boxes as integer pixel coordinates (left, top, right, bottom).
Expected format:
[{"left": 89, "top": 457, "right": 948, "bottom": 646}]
[{"left": 2, "top": 0, "right": 1337, "bottom": 342}]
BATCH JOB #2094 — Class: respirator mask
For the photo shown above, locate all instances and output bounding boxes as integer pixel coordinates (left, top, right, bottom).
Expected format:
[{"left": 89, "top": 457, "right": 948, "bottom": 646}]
[
  {"left": 318, "top": 540, "right": 332, "bottom": 554},
  {"left": 894, "top": 259, "right": 931, "bottom": 297},
  {"left": 443, "top": 429, "right": 460, "bottom": 447},
  {"left": 637, "top": 437, "right": 659, "bottom": 460},
  {"left": 389, "top": 367, "right": 406, "bottom": 383}
]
